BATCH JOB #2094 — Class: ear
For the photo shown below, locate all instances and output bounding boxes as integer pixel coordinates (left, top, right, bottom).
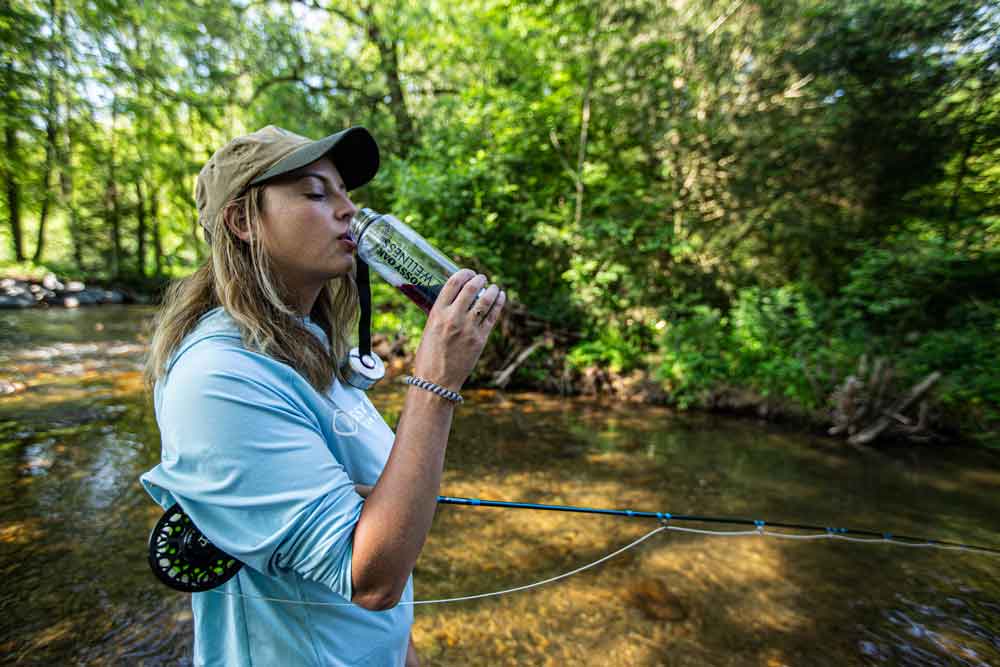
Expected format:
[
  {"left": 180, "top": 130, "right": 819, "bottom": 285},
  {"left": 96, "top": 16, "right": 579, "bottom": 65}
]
[{"left": 222, "top": 202, "right": 252, "bottom": 242}]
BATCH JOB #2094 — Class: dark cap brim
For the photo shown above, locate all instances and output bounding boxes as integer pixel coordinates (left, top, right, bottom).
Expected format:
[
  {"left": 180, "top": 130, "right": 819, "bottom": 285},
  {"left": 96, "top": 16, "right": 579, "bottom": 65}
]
[{"left": 249, "top": 126, "right": 379, "bottom": 191}]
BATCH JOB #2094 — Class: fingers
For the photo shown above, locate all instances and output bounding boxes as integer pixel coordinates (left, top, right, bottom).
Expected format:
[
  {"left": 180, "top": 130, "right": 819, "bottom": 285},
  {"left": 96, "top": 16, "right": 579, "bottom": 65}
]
[
  {"left": 480, "top": 289, "right": 506, "bottom": 329},
  {"left": 472, "top": 283, "right": 500, "bottom": 319},
  {"left": 430, "top": 269, "right": 505, "bottom": 331},
  {"left": 451, "top": 272, "right": 487, "bottom": 313},
  {"left": 436, "top": 269, "right": 477, "bottom": 308}
]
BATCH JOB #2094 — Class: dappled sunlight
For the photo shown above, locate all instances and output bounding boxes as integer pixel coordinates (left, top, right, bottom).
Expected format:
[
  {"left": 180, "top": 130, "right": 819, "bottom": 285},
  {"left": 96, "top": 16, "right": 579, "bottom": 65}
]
[
  {"left": 0, "top": 518, "right": 45, "bottom": 544},
  {"left": 21, "top": 619, "right": 75, "bottom": 652},
  {"left": 1, "top": 306, "right": 997, "bottom": 664}
]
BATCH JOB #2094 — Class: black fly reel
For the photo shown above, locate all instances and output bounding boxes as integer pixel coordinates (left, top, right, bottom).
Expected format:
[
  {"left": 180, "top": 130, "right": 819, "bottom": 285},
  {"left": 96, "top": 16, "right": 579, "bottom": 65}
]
[{"left": 148, "top": 504, "right": 243, "bottom": 592}]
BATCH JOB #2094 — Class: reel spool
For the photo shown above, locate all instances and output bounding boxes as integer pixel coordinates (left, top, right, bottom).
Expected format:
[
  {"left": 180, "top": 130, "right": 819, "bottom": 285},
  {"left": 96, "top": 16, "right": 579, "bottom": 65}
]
[{"left": 148, "top": 504, "right": 243, "bottom": 592}]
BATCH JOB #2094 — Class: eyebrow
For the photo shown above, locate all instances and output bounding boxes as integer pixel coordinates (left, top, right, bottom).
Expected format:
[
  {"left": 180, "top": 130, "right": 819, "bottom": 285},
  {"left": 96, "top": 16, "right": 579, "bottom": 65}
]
[{"left": 297, "top": 172, "right": 346, "bottom": 191}]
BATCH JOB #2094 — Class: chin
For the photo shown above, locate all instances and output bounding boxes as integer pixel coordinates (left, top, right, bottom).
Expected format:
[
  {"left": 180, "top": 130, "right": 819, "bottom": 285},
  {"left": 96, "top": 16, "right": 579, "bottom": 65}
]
[{"left": 328, "top": 255, "right": 355, "bottom": 279}]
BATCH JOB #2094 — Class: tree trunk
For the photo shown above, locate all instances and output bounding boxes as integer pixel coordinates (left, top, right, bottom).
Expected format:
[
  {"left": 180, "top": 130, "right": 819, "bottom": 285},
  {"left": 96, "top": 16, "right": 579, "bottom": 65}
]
[
  {"left": 60, "top": 127, "right": 82, "bottom": 271},
  {"left": 4, "top": 121, "right": 24, "bottom": 262},
  {"left": 135, "top": 179, "right": 146, "bottom": 278},
  {"left": 36, "top": 186, "right": 50, "bottom": 264},
  {"left": 574, "top": 19, "right": 600, "bottom": 228},
  {"left": 34, "top": 0, "right": 60, "bottom": 264},
  {"left": 947, "top": 131, "right": 975, "bottom": 237},
  {"left": 367, "top": 19, "right": 415, "bottom": 157},
  {"left": 107, "top": 99, "right": 121, "bottom": 279},
  {"left": 151, "top": 190, "right": 162, "bottom": 277},
  {"left": 55, "top": 4, "right": 83, "bottom": 271}
]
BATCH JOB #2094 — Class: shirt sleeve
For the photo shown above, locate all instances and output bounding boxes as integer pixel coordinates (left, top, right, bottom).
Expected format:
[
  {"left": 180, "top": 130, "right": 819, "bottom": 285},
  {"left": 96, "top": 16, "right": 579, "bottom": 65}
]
[{"left": 140, "top": 342, "right": 364, "bottom": 601}]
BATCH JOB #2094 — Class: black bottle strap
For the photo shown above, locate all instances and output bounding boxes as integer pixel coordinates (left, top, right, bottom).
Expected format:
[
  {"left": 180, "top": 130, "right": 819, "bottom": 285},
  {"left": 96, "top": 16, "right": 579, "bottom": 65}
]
[{"left": 357, "top": 258, "right": 372, "bottom": 358}]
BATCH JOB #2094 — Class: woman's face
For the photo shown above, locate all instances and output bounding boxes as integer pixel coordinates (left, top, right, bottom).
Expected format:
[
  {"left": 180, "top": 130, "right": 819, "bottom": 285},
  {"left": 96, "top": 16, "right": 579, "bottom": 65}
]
[{"left": 257, "top": 157, "right": 358, "bottom": 292}]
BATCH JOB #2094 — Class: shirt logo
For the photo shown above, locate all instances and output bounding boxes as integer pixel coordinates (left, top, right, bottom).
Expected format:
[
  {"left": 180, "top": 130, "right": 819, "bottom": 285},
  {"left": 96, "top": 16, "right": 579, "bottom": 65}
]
[{"left": 331, "top": 402, "right": 379, "bottom": 436}]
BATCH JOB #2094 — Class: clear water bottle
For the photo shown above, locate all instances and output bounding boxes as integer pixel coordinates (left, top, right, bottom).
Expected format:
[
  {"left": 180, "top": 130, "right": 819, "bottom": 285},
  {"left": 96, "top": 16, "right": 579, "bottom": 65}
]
[{"left": 349, "top": 208, "right": 481, "bottom": 314}]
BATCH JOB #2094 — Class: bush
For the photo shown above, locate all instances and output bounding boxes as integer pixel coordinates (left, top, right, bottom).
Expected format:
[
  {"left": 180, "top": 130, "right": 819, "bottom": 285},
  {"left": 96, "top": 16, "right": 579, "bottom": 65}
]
[
  {"left": 566, "top": 326, "right": 646, "bottom": 374},
  {"left": 650, "top": 238, "right": 1000, "bottom": 446}
]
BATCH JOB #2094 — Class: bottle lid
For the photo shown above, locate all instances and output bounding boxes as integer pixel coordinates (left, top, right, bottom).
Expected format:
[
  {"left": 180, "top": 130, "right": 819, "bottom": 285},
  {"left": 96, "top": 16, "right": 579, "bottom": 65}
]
[{"left": 341, "top": 346, "right": 386, "bottom": 390}]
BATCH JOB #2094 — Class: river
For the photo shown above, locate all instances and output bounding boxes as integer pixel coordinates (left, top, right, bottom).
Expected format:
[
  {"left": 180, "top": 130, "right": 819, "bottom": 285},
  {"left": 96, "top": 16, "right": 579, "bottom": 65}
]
[{"left": 1, "top": 305, "right": 998, "bottom": 666}]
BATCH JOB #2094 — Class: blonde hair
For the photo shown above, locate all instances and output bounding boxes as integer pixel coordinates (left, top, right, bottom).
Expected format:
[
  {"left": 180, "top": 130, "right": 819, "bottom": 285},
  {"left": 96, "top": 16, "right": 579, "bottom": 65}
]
[{"left": 142, "top": 184, "right": 358, "bottom": 396}]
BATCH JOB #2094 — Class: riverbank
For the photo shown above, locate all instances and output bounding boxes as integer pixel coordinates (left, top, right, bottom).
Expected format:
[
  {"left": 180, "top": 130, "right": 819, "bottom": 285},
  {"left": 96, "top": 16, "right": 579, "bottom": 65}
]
[
  {"left": 371, "top": 335, "right": 994, "bottom": 450},
  {"left": 1, "top": 275, "right": 131, "bottom": 308},
  {"left": 0, "top": 267, "right": 161, "bottom": 309},
  {"left": 1, "top": 282, "right": 993, "bottom": 450}
]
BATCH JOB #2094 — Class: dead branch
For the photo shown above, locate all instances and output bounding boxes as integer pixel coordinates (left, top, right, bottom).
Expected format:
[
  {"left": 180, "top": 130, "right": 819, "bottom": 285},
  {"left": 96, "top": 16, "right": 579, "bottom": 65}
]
[
  {"left": 490, "top": 336, "right": 549, "bottom": 389},
  {"left": 848, "top": 371, "right": 942, "bottom": 446}
]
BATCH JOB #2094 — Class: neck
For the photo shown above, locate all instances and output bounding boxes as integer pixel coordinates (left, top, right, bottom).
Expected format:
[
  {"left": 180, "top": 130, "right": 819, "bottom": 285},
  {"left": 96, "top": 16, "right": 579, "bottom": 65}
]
[{"left": 290, "top": 282, "right": 323, "bottom": 318}]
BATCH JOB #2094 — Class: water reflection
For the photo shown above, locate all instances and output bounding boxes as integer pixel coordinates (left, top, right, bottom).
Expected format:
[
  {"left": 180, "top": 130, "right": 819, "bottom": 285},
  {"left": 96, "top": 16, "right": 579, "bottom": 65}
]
[{"left": 0, "top": 306, "right": 997, "bottom": 665}]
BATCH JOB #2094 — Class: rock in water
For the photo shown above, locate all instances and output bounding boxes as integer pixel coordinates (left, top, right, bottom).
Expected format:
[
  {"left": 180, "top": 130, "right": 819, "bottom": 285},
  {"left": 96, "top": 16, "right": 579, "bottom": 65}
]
[{"left": 626, "top": 578, "right": 689, "bottom": 622}]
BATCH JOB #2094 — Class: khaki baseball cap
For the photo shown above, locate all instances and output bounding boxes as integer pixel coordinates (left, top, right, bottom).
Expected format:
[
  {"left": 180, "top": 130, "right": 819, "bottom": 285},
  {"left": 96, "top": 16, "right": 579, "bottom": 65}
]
[{"left": 195, "top": 125, "right": 379, "bottom": 239}]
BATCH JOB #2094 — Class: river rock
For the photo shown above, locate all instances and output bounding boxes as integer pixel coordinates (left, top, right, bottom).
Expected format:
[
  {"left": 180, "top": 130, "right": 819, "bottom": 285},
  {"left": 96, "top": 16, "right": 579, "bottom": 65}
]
[
  {"left": 1, "top": 274, "right": 139, "bottom": 308},
  {"left": 73, "top": 289, "right": 102, "bottom": 305},
  {"left": 0, "top": 294, "right": 35, "bottom": 308},
  {"left": 0, "top": 281, "right": 35, "bottom": 308},
  {"left": 29, "top": 284, "right": 56, "bottom": 300},
  {"left": 626, "top": 578, "right": 689, "bottom": 622},
  {"left": 98, "top": 289, "right": 125, "bottom": 304},
  {"left": 43, "top": 292, "right": 79, "bottom": 307},
  {"left": 0, "top": 380, "right": 27, "bottom": 395},
  {"left": 42, "top": 273, "right": 64, "bottom": 290}
]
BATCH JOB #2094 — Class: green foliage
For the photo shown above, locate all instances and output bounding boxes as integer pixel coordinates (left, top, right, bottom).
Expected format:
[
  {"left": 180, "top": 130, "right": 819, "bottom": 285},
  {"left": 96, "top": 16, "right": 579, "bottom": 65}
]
[
  {"left": 839, "top": 237, "right": 1000, "bottom": 440},
  {"left": 904, "top": 303, "right": 1000, "bottom": 443},
  {"left": 648, "top": 238, "right": 1000, "bottom": 444},
  {"left": 655, "top": 305, "right": 732, "bottom": 409},
  {"left": 566, "top": 327, "right": 645, "bottom": 374},
  {"left": 839, "top": 236, "right": 1000, "bottom": 338},
  {"left": 654, "top": 286, "right": 847, "bottom": 409}
]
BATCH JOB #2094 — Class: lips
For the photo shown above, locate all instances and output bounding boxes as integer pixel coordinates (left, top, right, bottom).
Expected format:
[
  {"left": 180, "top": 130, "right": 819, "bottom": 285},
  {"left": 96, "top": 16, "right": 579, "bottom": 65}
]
[{"left": 338, "top": 232, "right": 357, "bottom": 251}]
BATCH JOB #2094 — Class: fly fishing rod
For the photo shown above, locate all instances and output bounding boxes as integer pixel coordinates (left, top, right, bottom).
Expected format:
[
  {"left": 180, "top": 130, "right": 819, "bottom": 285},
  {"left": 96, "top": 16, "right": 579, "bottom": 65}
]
[
  {"left": 148, "top": 494, "right": 1000, "bottom": 594},
  {"left": 437, "top": 495, "right": 1000, "bottom": 554}
]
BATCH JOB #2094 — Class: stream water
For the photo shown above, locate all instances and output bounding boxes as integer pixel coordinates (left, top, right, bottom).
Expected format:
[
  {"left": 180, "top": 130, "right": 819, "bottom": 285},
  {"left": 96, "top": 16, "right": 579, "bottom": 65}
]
[{"left": 1, "top": 305, "right": 997, "bottom": 666}]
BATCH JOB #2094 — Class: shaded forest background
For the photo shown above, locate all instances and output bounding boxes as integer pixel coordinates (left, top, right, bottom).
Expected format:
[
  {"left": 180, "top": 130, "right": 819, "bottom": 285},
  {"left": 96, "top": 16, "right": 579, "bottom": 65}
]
[{"left": 2, "top": 0, "right": 998, "bottom": 445}]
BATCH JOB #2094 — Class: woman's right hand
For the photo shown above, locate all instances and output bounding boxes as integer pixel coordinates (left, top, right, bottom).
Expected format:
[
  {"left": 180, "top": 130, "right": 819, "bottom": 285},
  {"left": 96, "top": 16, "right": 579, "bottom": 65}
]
[{"left": 411, "top": 269, "right": 506, "bottom": 392}]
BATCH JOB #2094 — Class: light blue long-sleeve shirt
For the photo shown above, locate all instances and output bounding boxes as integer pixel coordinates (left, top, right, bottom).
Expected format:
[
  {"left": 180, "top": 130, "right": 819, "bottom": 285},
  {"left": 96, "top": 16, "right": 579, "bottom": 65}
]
[{"left": 141, "top": 306, "right": 413, "bottom": 666}]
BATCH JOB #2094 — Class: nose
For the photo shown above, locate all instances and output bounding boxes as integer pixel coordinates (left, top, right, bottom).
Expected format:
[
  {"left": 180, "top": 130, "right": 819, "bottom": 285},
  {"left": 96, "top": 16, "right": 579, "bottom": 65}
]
[{"left": 334, "top": 192, "right": 358, "bottom": 223}]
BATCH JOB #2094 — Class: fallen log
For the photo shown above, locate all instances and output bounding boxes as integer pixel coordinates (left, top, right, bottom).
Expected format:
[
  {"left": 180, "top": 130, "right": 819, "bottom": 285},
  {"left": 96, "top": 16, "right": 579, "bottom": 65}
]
[
  {"left": 490, "top": 336, "right": 548, "bottom": 389},
  {"left": 848, "top": 371, "right": 942, "bottom": 446}
]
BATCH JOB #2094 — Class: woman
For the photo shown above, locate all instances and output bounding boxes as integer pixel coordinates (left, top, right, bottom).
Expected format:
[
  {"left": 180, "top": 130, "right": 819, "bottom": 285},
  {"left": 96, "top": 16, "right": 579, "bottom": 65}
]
[{"left": 141, "top": 125, "right": 505, "bottom": 666}]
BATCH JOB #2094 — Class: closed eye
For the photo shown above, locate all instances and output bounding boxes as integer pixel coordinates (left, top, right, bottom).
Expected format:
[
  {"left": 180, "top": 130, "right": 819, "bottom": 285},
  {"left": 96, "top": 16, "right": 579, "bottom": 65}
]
[{"left": 305, "top": 193, "right": 326, "bottom": 200}]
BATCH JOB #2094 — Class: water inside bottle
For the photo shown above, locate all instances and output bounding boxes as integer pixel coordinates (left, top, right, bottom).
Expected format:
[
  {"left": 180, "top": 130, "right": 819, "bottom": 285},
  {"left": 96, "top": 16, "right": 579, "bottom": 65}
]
[
  {"left": 398, "top": 283, "right": 443, "bottom": 314},
  {"left": 397, "top": 282, "right": 485, "bottom": 314}
]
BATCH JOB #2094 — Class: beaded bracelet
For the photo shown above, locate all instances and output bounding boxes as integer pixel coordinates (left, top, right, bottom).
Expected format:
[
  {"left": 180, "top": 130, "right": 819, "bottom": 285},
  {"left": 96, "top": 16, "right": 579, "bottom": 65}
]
[{"left": 402, "top": 375, "right": 464, "bottom": 405}]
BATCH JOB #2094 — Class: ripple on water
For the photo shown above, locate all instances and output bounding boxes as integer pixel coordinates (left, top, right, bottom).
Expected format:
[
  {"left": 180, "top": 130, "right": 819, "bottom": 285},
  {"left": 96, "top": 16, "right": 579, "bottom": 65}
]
[
  {"left": 859, "top": 585, "right": 1000, "bottom": 666},
  {"left": 0, "top": 340, "right": 146, "bottom": 383},
  {"left": 21, "top": 439, "right": 56, "bottom": 475}
]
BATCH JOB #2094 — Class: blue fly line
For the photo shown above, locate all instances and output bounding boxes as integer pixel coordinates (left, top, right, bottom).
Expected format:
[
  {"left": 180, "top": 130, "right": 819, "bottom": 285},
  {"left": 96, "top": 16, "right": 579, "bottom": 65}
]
[{"left": 206, "top": 495, "right": 1000, "bottom": 608}]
